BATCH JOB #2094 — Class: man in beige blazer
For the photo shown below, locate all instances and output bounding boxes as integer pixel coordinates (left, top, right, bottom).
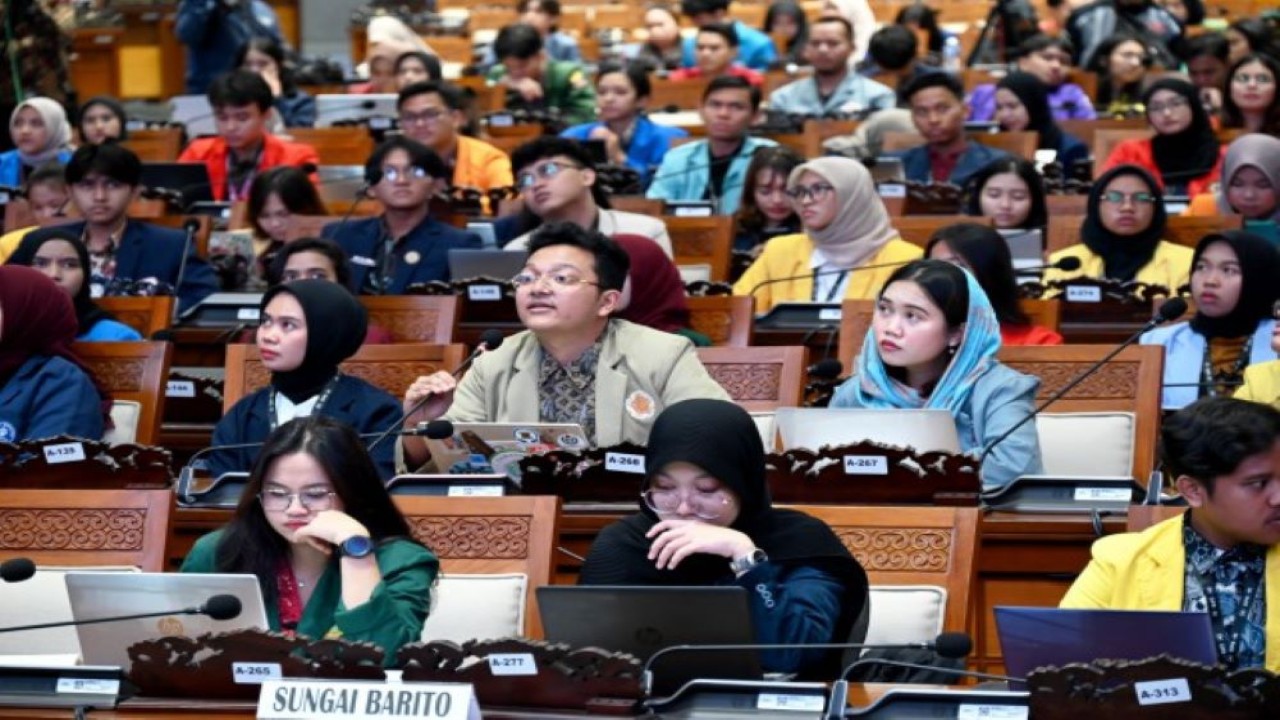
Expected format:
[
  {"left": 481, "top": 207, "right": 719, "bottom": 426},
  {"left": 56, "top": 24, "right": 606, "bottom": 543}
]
[{"left": 399, "top": 222, "right": 729, "bottom": 471}]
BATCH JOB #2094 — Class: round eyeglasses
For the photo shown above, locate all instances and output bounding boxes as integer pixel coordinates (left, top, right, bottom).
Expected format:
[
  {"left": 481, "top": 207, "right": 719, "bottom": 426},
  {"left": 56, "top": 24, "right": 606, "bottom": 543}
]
[{"left": 642, "top": 487, "right": 730, "bottom": 520}]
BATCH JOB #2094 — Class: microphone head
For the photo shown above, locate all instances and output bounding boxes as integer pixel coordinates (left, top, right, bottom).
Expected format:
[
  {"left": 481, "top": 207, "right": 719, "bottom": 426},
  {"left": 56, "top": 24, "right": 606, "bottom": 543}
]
[
  {"left": 182, "top": 218, "right": 202, "bottom": 234},
  {"left": 1054, "top": 256, "right": 1082, "bottom": 272},
  {"left": 0, "top": 557, "right": 36, "bottom": 583},
  {"left": 808, "top": 358, "right": 843, "bottom": 380},
  {"left": 202, "top": 594, "right": 243, "bottom": 621},
  {"left": 479, "top": 329, "right": 505, "bottom": 351},
  {"left": 297, "top": 162, "right": 318, "bottom": 175},
  {"left": 934, "top": 632, "right": 973, "bottom": 659},
  {"left": 423, "top": 419, "right": 455, "bottom": 440},
  {"left": 1156, "top": 297, "right": 1189, "bottom": 323}
]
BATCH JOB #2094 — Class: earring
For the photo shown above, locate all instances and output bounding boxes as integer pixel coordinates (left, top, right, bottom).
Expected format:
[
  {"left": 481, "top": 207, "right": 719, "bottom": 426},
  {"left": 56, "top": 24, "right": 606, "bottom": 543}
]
[{"left": 947, "top": 344, "right": 958, "bottom": 356}]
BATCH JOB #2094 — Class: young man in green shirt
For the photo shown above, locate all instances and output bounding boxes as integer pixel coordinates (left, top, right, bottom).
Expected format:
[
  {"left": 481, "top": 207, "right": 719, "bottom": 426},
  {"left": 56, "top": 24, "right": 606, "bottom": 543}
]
[{"left": 488, "top": 23, "right": 597, "bottom": 126}]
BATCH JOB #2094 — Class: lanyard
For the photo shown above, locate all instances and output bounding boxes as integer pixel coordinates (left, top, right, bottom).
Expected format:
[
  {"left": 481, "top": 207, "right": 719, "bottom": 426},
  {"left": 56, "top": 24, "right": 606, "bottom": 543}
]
[
  {"left": 810, "top": 270, "right": 849, "bottom": 302},
  {"left": 268, "top": 374, "right": 341, "bottom": 430},
  {"left": 1200, "top": 335, "right": 1253, "bottom": 398},
  {"left": 1198, "top": 564, "right": 1263, "bottom": 669},
  {"left": 226, "top": 146, "right": 264, "bottom": 202}
]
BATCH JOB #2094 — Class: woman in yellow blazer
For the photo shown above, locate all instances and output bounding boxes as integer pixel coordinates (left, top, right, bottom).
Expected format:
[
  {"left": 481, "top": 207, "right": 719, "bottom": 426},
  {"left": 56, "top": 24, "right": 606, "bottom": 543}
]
[
  {"left": 1238, "top": 307, "right": 1280, "bottom": 407},
  {"left": 732, "top": 157, "right": 922, "bottom": 314},
  {"left": 1042, "top": 164, "right": 1193, "bottom": 296}
]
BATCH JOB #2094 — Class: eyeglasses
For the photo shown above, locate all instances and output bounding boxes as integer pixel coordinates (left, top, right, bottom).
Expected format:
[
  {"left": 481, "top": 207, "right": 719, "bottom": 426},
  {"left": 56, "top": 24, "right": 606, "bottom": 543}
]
[
  {"left": 400, "top": 108, "right": 448, "bottom": 126},
  {"left": 786, "top": 182, "right": 835, "bottom": 203},
  {"left": 1147, "top": 97, "right": 1189, "bottom": 114},
  {"left": 381, "top": 166, "right": 431, "bottom": 182},
  {"left": 259, "top": 488, "right": 337, "bottom": 511},
  {"left": 1100, "top": 190, "right": 1157, "bottom": 205},
  {"left": 1232, "top": 73, "right": 1275, "bottom": 86},
  {"left": 642, "top": 487, "right": 730, "bottom": 520},
  {"left": 510, "top": 271, "right": 601, "bottom": 290},
  {"left": 515, "top": 160, "right": 583, "bottom": 190}
]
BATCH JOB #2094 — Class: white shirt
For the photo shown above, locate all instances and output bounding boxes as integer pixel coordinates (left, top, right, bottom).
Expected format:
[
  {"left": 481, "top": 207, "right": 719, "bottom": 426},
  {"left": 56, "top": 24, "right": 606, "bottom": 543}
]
[
  {"left": 273, "top": 393, "right": 319, "bottom": 427},
  {"left": 810, "top": 248, "right": 852, "bottom": 303}
]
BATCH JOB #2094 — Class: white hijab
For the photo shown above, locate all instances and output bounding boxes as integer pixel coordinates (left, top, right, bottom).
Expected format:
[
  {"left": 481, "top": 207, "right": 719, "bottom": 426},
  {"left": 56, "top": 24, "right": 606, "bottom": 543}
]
[
  {"left": 10, "top": 98, "right": 71, "bottom": 167},
  {"left": 788, "top": 156, "right": 898, "bottom": 269}
]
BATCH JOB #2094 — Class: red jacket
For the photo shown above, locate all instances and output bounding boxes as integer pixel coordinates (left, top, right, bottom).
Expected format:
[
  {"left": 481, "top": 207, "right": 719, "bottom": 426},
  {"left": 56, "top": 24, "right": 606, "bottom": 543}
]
[
  {"left": 1001, "top": 323, "right": 1064, "bottom": 346},
  {"left": 1097, "top": 138, "right": 1226, "bottom": 198},
  {"left": 178, "top": 133, "right": 320, "bottom": 201}
]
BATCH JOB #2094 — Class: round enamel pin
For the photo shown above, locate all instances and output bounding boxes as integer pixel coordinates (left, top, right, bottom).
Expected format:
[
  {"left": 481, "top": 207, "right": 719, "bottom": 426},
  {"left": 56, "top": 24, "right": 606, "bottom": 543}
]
[
  {"left": 404, "top": 250, "right": 422, "bottom": 265},
  {"left": 626, "top": 390, "right": 657, "bottom": 420}
]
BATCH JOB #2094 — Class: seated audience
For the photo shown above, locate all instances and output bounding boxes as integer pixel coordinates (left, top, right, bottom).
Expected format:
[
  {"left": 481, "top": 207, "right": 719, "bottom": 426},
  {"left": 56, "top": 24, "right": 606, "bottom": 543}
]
[
  {"left": 1183, "top": 33, "right": 1231, "bottom": 116},
  {"left": 1060, "top": 396, "right": 1280, "bottom": 673},
  {"left": 895, "top": 73, "right": 1013, "bottom": 187},
  {"left": 397, "top": 81, "right": 514, "bottom": 201},
  {"left": 1044, "top": 165, "right": 1192, "bottom": 293},
  {"left": 894, "top": 4, "right": 950, "bottom": 65},
  {"left": 0, "top": 266, "right": 106, "bottom": 441},
  {"left": 613, "top": 234, "right": 701, "bottom": 343},
  {"left": 647, "top": 76, "right": 777, "bottom": 214},
  {"left": 669, "top": 24, "right": 764, "bottom": 86},
  {"left": 236, "top": 37, "right": 315, "bottom": 128},
  {"left": 822, "top": 0, "right": 875, "bottom": 62},
  {"left": 488, "top": 23, "right": 597, "bottom": 126},
  {"left": 964, "top": 158, "right": 1048, "bottom": 232},
  {"left": 22, "top": 143, "right": 218, "bottom": 313},
  {"left": 177, "top": 70, "right": 320, "bottom": 202},
  {"left": 0, "top": 98, "right": 72, "bottom": 187},
  {"left": 1067, "top": 0, "right": 1183, "bottom": 70},
  {"left": 580, "top": 398, "right": 869, "bottom": 677},
  {"left": 767, "top": 16, "right": 894, "bottom": 117},
  {"left": 6, "top": 229, "right": 142, "bottom": 341},
  {"left": 1099, "top": 78, "right": 1226, "bottom": 196},
  {"left": 991, "top": 72, "right": 1090, "bottom": 171},
  {"left": 183, "top": 415, "right": 437, "bottom": 664},
  {"left": 321, "top": 136, "right": 480, "bottom": 294},
  {"left": 209, "top": 281, "right": 401, "bottom": 479},
  {"left": 357, "top": 16, "right": 436, "bottom": 94},
  {"left": 733, "top": 157, "right": 923, "bottom": 313},
  {"left": 398, "top": 223, "right": 730, "bottom": 470},
  {"left": 1226, "top": 17, "right": 1279, "bottom": 64},
  {"left": 1221, "top": 53, "right": 1280, "bottom": 138},
  {"left": 0, "top": 163, "right": 71, "bottom": 262},
  {"left": 240, "top": 166, "right": 328, "bottom": 291},
  {"left": 175, "top": 0, "right": 284, "bottom": 94},
  {"left": 393, "top": 51, "right": 443, "bottom": 90},
  {"left": 763, "top": 1, "right": 809, "bottom": 66},
  {"left": 262, "top": 238, "right": 394, "bottom": 345},
  {"left": 1200, "top": 134, "right": 1280, "bottom": 224},
  {"left": 732, "top": 146, "right": 803, "bottom": 253},
  {"left": 516, "top": 0, "right": 582, "bottom": 62},
  {"left": 1237, "top": 302, "right": 1280, "bottom": 407},
  {"left": 831, "top": 259, "right": 1044, "bottom": 488},
  {"left": 860, "top": 25, "right": 937, "bottom": 105},
  {"left": 561, "top": 62, "right": 687, "bottom": 183},
  {"left": 1142, "top": 231, "right": 1279, "bottom": 409},
  {"left": 679, "top": 0, "right": 777, "bottom": 72},
  {"left": 927, "top": 223, "right": 1063, "bottom": 346},
  {"left": 968, "top": 35, "right": 1096, "bottom": 121},
  {"left": 635, "top": 5, "right": 684, "bottom": 72},
  {"left": 1088, "top": 34, "right": 1150, "bottom": 117},
  {"left": 501, "top": 137, "right": 671, "bottom": 253},
  {"left": 77, "top": 97, "right": 127, "bottom": 145}
]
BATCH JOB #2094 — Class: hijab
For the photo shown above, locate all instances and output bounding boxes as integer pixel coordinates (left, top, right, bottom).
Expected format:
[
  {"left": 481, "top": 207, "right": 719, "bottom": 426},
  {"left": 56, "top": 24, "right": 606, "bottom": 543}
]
[
  {"left": 996, "top": 71, "right": 1064, "bottom": 152},
  {"left": 612, "top": 234, "right": 689, "bottom": 334},
  {"left": 10, "top": 98, "right": 71, "bottom": 168},
  {"left": 852, "top": 263, "right": 1003, "bottom": 415},
  {"left": 789, "top": 157, "right": 898, "bottom": 269},
  {"left": 1188, "top": 231, "right": 1280, "bottom": 340},
  {"left": 260, "top": 280, "right": 367, "bottom": 403},
  {"left": 1216, "top": 134, "right": 1280, "bottom": 221},
  {"left": 1144, "top": 78, "right": 1222, "bottom": 189},
  {"left": 78, "top": 96, "right": 129, "bottom": 142},
  {"left": 6, "top": 230, "right": 117, "bottom": 338},
  {"left": 1082, "top": 164, "right": 1168, "bottom": 283}
]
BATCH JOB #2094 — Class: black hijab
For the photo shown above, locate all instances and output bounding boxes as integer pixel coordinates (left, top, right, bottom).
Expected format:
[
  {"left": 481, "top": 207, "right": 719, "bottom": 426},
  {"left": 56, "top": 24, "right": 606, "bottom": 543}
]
[
  {"left": 1189, "top": 231, "right": 1280, "bottom": 340},
  {"left": 260, "top": 280, "right": 367, "bottom": 403},
  {"left": 1082, "top": 164, "right": 1168, "bottom": 283},
  {"left": 5, "top": 229, "right": 116, "bottom": 337},
  {"left": 579, "top": 399, "right": 869, "bottom": 676},
  {"left": 78, "top": 96, "right": 129, "bottom": 142},
  {"left": 997, "top": 71, "right": 1063, "bottom": 152},
  {"left": 1144, "top": 78, "right": 1221, "bottom": 190}
]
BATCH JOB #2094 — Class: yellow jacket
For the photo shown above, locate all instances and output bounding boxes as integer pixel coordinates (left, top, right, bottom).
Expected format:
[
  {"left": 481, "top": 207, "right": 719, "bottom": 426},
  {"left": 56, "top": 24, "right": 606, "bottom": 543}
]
[
  {"left": 1060, "top": 513, "right": 1280, "bottom": 671},
  {"left": 0, "top": 226, "right": 34, "bottom": 264},
  {"left": 732, "top": 234, "right": 923, "bottom": 314},
  {"left": 1237, "top": 360, "right": 1280, "bottom": 408},
  {"left": 1043, "top": 241, "right": 1193, "bottom": 295}
]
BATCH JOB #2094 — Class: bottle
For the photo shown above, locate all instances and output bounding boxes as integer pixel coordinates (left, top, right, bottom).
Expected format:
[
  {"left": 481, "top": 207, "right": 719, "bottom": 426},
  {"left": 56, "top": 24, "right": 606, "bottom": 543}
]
[{"left": 943, "top": 36, "right": 962, "bottom": 73}]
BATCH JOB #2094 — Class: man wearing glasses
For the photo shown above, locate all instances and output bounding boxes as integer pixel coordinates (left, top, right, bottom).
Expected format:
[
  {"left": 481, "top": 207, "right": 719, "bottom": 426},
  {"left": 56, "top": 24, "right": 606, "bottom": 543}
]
[
  {"left": 396, "top": 81, "right": 513, "bottom": 202},
  {"left": 498, "top": 137, "right": 672, "bottom": 254},
  {"left": 397, "top": 223, "right": 729, "bottom": 471},
  {"left": 322, "top": 136, "right": 480, "bottom": 294}
]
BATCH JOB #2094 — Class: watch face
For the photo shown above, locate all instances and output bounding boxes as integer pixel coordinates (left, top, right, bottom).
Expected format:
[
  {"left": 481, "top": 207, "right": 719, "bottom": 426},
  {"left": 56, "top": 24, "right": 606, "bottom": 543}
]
[{"left": 341, "top": 535, "right": 375, "bottom": 558}]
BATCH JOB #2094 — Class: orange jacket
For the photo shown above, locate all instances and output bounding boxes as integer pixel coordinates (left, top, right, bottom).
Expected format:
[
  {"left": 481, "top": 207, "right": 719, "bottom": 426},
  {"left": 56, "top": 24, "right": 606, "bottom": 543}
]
[
  {"left": 1097, "top": 138, "right": 1226, "bottom": 198},
  {"left": 178, "top": 133, "right": 320, "bottom": 201},
  {"left": 452, "top": 135, "right": 513, "bottom": 195}
]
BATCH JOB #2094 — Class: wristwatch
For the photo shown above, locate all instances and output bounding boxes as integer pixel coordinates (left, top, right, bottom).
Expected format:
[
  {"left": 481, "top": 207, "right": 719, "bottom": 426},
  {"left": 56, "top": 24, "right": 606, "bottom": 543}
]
[
  {"left": 729, "top": 549, "right": 768, "bottom": 576},
  {"left": 338, "top": 535, "right": 375, "bottom": 559}
]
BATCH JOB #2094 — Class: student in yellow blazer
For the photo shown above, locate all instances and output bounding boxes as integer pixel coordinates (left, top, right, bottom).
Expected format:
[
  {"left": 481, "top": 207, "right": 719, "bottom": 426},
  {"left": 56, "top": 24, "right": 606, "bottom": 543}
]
[
  {"left": 1061, "top": 397, "right": 1280, "bottom": 672},
  {"left": 1238, "top": 307, "right": 1280, "bottom": 408}
]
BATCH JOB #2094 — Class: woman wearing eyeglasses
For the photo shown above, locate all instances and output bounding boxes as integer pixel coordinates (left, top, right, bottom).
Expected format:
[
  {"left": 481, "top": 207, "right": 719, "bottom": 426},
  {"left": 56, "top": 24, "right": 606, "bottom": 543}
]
[
  {"left": 581, "top": 398, "right": 869, "bottom": 678},
  {"left": 1141, "top": 231, "right": 1280, "bottom": 410},
  {"left": 1042, "top": 165, "right": 1193, "bottom": 295},
  {"left": 1221, "top": 53, "right": 1280, "bottom": 138},
  {"left": 182, "top": 415, "right": 438, "bottom": 664},
  {"left": 731, "top": 157, "right": 922, "bottom": 313}
]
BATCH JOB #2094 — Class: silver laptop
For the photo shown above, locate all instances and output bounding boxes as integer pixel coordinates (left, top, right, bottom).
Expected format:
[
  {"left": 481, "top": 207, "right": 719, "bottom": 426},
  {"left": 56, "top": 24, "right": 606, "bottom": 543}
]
[
  {"left": 169, "top": 94, "right": 215, "bottom": 138},
  {"left": 999, "top": 228, "right": 1044, "bottom": 276},
  {"left": 65, "top": 572, "right": 268, "bottom": 670},
  {"left": 315, "top": 165, "right": 367, "bottom": 202},
  {"left": 773, "top": 407, "right": 961, "bottom": 453},
  {"left": 315, "top": 94, "right": 398, "bottom": 129},
  {"left": 447, "top": 248, "right": 528, "bottom": 282}
]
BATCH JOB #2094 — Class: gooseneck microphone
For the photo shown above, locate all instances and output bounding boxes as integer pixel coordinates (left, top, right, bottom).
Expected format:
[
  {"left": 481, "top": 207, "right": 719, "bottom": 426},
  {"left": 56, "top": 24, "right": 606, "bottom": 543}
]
[
  {"left": 0, "top": 557, "right": 36, "bottom": 583},
  {"left": 825, "top": 632, "right": 979, "bottom": 719},
  {"left": 746, "top": 260, "right": 915, "bottom": 297},
  {"left": 1015, "top": 255, "right": 1083, "bottom": 275},
  {"left": 0, "top": 594, "right": 242, "bottom": 635}
]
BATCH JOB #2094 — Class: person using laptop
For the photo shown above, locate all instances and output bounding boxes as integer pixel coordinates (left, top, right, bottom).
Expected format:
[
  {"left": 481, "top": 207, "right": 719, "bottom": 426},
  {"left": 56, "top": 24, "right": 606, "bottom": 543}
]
[
  {"left": 177, "top": 70, "right": 320, "bottom": 202},
  {"left": 184, "top": 415, "right": 438, "bottom": 666},
  {"left": 398, "top": 223, "right": 730, "bottom": 471},
  {"left": 20, "top": 143, "right": 219, "bottom": 314},
  {"left": 580, "top": 398, "right": 869, "bottom": 677},
  {"left": 668, "top": 24, "right": 764, "bottom": 86},
  {"left": 396, "top": 81, "right": 513, "bottom": 202},
  {"left": 768, "top": 17, "right": 894, "bottom": 118},
  {"left": 830, "top": 259, "right": 1044, "bottom": 488},
  {"left": 894, "top": 73, "right": 1012, "bottom": 188},
  {"left": 209, "top": 280, "right": 401, "bottom": 479},
  {"left": 646, "top": 76, "right": 777, "bottom": 215},
  {"left": 1061, "top": 397, "right": 1280, "bottom": 671},
  {"left": 488, "top": 23, "right": 597, "bottom": 127},
  {"left": 321, "top": 136, "right": 481, "bottom": 295}
]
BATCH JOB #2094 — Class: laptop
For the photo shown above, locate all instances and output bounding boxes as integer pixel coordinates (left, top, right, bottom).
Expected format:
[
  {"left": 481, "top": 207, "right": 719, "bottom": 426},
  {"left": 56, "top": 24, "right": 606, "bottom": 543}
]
[
  {"left": 65, "top": 572, "right": 269, "bottom": 671},
  {"left": 774, "top": 407, "right": 962, "bottom": 454},
  {"left": 424, "top": 422, "right": 590, "bottom": 479},
  {"left": 139, "top": 162, "right": 216, "bottom": 207},
  {"left": 447, "top": 248, "right": 527, "bottom": 282},
  {"left": 537, "top": 586, "right": 762, "bottom": 697},
  {"left": 0, "top": 566, "right": 140, "bottom": 666},
  {"left": 169, "top": 94, "right": 215, "bottom": 137},
  {"left": 999, "top": 228, "right": 1044, "bottom": 277},
  {"left": 315, "top": 94, "right": 398, "bottom": 129},
  {"left": 995, "top": 607, "right": 1217, "bottom": 682}
]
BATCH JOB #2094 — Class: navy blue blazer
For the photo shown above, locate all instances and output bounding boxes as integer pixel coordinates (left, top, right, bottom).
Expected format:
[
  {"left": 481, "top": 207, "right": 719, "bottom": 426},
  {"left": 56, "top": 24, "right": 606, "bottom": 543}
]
[
  {"left": 322, "top": 215, "right": 481, "bottom": 294},
  {"left": 0, "top": 355, "right": 104, "bottom": 443},
  {"left": 893, "top": 143, "right": 1014, "bottom": 187},
  {"left": 24, "top": 221, "right": 218, "bottom": 315},
  {"left": 209, "top": 375, "right": 401, "bottom": 480}
]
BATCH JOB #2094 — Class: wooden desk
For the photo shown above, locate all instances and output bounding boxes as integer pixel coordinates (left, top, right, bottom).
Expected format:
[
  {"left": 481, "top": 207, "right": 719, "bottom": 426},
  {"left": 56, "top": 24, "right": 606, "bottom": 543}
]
[{"left": 69, "top": 27, "right": 124, "bottom": 99}]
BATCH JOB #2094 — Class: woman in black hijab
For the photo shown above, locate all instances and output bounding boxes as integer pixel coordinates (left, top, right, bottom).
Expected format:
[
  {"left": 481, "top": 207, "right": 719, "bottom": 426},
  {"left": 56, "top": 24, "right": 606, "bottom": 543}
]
[
  {"left": 1141, "top": 230, "right": 1280, "bottom": 410},
  {"left": 581, "top": 398, "right": 869, "bottom": 679},
  {"left": 993, "top": 72, "right": 1088, "bottom": 171},
  {"left": 209, "top": 280, "right": 401, "bottom": 479}
]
